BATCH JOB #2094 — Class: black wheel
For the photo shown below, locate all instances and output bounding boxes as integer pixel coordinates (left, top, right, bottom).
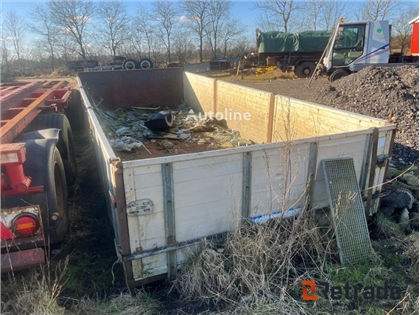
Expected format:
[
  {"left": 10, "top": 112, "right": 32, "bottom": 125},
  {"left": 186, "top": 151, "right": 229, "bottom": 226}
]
[
  {"left": 138, "top": 58, "right": 153, "bottom": 69},
  {"left": 2, "top": 143, "right": 69, "bottom": 244},
  {"left": 26, "top": 114, "right": 77, "bottom": 186},
  {"left": 48, "top": 147, "right": 68, "bottom": 243},
  {"left": 329, "top": 69, "right": 349, "bottom": 82},
  {"left": 123, "top": 58, "right": 137, "bottom": 70},
  {"left": 295, "top": 62, "right": 316, "bottom": 78}
]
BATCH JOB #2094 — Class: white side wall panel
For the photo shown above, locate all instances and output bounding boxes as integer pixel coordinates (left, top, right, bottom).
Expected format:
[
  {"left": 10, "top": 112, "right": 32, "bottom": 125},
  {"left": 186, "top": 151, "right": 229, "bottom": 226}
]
[{"left": 172, "top": 153, "right": 243, "bottom": 243}]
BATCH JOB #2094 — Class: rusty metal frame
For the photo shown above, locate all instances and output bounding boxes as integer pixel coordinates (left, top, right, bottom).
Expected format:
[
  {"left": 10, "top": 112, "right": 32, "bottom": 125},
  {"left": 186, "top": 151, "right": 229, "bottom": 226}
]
[
  {"left": 0, "top": 80, "right": 70, "bottom": 144},
  {"left": 1, "top": 248, "right": 46, "bottom": 273},
  {"left": 111, "top": 159, "right": 134, "bottom": 287}
]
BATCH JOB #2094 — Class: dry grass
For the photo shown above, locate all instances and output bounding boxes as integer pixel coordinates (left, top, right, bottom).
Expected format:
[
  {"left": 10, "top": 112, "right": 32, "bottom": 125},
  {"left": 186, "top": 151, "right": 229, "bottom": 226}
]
[
  {"left": 207, "top": 67, "right": 297, "bottom": 82},
  {"left": 49, "top": 67, "right": 75, "bottom": 77},
  {"left": 1, "top": 257, "right": 69, "bottom": 315},
  {"left": 172, "top": 207, "right": 419, "bottom": 314},
  {"left": 69, "top": 289, "right": 161, "bottom": 315},
  {"left": 173, "top": 209, "right": 338, "bottom": 313}
]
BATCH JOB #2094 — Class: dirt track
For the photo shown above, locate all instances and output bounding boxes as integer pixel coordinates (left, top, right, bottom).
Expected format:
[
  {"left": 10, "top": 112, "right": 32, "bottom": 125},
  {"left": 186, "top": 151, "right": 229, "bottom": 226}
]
[
  {"left": 233, "top": 76, "right": 329, "bottom": 103},
  {"left": 229, "top": 68, "right": 419, "bottom": 165}
]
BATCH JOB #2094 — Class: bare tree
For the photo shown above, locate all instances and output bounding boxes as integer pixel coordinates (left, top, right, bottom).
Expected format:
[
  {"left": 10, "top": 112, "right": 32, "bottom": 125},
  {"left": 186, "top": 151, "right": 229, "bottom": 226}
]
[
  {"left": 30, "top": 4, "right": 59, "bottom": 71},
  {"left": 55, "top": 32, "right": 78, "bottom": 62},
  {"left": 96, "top": 0, "right": 129, "bottom": 57},
  {"left": 31, "top": 39, "right": 50, "bottom": 72},
  {"left": 252, "top": 0, "right": 298, "bottom": 32},
  {"left": 357, "top": 0, "right": 399, "bottom": 21},
  {"left": 1, "top": 40, "right": 11, "bottom": 73},
  {"left": 392, "top": 5, "right": 419, "bottom": 53},
  {"left": 181, "top": 0, "right": 211, "bottom": 62},
  {"left": 3, "top": 10, "right": 26, "bottom": 68},
  {"left": 228, "top": 35, "right": 254, "bottom": 57},
  {"left": 320, "top": 1, "right": 351, "bottom": 30},
  {"left": 173, "top": 28, "right": 195, "bottom": 63},
  {"left": 153, "top": 0, "right": 179, "bottom": 62},
  {"left": 300, "top": 0, "right": 324, "bottom": 31},
  {"left": 133, "top": 5, "right": 156, "bottom": 60},
  {"left": 48, "top": 0, "right": 95, "bottom": 60},
  {"left": 221, "top": 19, "right": 244, "bottom": 57},
  {"left": 205, "top": 0, "right": 232, "bottom": 58}
]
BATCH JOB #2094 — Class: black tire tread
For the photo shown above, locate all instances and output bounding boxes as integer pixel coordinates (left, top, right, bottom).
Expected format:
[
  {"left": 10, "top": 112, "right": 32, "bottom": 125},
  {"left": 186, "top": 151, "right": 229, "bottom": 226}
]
[
  {"left": 295, "top": 62, "right": 316, "bottom": 78},
  {"left": 139, "top": 58, "right": 153, "bottom": 69},
  {"left": 26, "top": 113, "right": 77, "bottom": 185}
]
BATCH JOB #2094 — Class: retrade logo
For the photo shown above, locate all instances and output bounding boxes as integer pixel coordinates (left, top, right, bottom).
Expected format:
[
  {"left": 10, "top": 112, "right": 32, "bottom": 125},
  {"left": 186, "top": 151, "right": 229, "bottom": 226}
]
[
  {"left": 301, "top": 280, "right": 403, "bottom": 303},
  {"left": 302, "top": 280, "right": 319, "bottom": 301}
]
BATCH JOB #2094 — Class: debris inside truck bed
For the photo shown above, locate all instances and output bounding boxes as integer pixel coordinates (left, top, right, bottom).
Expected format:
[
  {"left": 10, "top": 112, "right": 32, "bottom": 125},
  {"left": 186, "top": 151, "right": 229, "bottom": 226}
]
[{"left": 95, "top": 102, "right": 254, "bottom": 161}]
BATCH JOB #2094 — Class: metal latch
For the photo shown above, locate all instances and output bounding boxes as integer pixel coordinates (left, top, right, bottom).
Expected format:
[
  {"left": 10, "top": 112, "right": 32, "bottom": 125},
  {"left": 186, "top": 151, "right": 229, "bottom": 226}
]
[{"left": 126, "top": 199, "right": 154, "bottom": 216}]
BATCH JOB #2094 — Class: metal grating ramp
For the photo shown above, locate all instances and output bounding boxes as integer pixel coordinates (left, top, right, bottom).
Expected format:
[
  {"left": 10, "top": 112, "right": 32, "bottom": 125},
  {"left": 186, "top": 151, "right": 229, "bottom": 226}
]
[{"left": 322, "top": 158, "right": 372, "bottom": 264}]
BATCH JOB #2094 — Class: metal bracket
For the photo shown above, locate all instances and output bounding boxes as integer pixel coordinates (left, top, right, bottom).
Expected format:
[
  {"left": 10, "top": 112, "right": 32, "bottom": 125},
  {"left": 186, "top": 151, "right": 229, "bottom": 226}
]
[
  {"left": 241, "top": 152, "right": 252, "bottom": 221},
  {"left": 162, "top": 163, "right": 177, "bottom": 280},
  {"left": 126, "top": 199, "right": 154, "bottom": 216}
]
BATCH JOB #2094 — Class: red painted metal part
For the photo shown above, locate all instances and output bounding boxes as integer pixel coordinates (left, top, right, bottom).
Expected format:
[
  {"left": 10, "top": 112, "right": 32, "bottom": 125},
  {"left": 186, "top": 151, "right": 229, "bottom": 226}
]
[
  {"left": 1, "top": 186, "right": 44, "bottom": 196},
  {"left": 0, "top": 143, "right": 31, "bottom": 193},
  {"left": 0, "top": 81, "right": 72, "bottom": 197},
  {"left": 0, "top": 221, "right": 15, "bottom": 240},
  {"left": 1, "top": 205, "right": 44, "bottom": 245},
  {"left": 0, "top": 80, "right": 72, "bottom": 144},
  {"left": 411, "top": 22, "right": 419, "bottom": 56},
  {"left": 0, "top": 81, "right": 37, "bottom": 100},
  {"left": 1, "top": 248, "right": 46, "bottom": 273},
  {"left": 1, "top": 173, "right": 8, "bottom": 190}
]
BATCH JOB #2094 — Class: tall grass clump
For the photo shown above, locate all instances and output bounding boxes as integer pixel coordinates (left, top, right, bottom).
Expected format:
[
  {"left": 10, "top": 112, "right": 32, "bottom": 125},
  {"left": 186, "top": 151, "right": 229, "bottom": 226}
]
[
  {"left": 173, "top": 208, "right": 338, "bottom": 313},
  {"left": 1, "top": 257, "right": 69, "bottom": 315}
]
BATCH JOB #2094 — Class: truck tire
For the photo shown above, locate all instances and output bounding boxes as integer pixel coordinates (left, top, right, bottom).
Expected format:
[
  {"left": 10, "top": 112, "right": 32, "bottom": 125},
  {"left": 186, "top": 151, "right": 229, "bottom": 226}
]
[
  {"left": 2, "top": 136, "right": 69, "bottom": 245},
  {"left": 26, "top": 113, "right": 77, "bottom": 186},
  {"left": 123, "top": 59, "right": 137, "bottom": 70},
  {"left": 42, "top": 147, "right": 69, "bottom": 244},
  {"left": 329, "top": 69, "right": 349, "bottom": 82},
  {"left": 139, "top": 58, "right": 153, "bottom": 69},
  {"left": 295, "top": 62, "right": 316, "bottom": 78}
]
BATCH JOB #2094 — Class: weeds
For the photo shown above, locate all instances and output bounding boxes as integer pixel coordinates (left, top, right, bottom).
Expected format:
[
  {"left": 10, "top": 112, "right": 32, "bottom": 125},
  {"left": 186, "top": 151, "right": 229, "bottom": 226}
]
[
  {"left": 172, "top": 209, "right": 419, "bottom": 314},
  {"left": 69, "top": 289, "right": 161, "bottom": 315},
  {"left": 1, "top": 258, "right": 69, "bottom": 315},
  {"left": 173, "top": 209, "right": 338, "bottom": 313}
]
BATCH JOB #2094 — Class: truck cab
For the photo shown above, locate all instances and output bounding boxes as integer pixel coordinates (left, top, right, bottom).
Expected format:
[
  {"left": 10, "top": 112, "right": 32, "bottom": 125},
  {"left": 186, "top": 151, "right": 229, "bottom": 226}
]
[{"left": 322, "top": 20, "right": 391, "bottom": 81}]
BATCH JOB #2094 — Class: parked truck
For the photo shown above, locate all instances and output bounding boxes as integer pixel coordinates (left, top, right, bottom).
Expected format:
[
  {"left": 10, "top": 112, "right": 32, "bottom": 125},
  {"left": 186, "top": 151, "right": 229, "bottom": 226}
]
[
  {"left": 72, "top": 69, "right": 396, "bottom": 288},
  {"left": 246, "top": 29, "right": 332, "bottom": 78},
  {"left": 67, "top": 56, "right": 154, "bottom": 72},
  {"left": 67, "top": 60, "right": 99, "bottom": 71},
  {"left": 316, "top": 20, "right": 419, "bottom": 82},
  {"left": 1, "top": 80, "right": 76, "bottom": 272}
]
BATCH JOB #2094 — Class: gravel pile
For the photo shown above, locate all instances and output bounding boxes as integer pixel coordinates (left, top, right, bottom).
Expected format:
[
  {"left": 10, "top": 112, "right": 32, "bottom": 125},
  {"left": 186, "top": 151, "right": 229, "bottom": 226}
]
[{"left": 315, "top": 66, "right": 419, "bottom": 164}]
